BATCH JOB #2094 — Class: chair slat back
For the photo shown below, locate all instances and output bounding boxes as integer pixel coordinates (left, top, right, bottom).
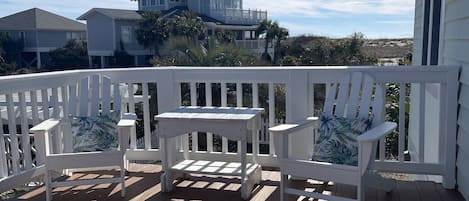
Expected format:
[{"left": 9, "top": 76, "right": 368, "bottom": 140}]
[
  {"left": 323, "top": 72, "right": 384, "bottom": 126},
  {"left": 76, "top": 75, "right": 115, "bottom": 117}
]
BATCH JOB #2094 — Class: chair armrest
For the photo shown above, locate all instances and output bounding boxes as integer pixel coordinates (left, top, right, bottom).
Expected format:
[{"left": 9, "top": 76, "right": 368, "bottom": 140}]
[
  {"left": 269, "top": 117, "right": 318, "bottom": 135},
  {"left": 30, "top": 119, "right": 61, "bottom": 133},
  {"left": 357, "top": 122, "right": 397, "bottom": 142},
  {"left": 118, "top": 113, "right": 137, "bottom": 127}
]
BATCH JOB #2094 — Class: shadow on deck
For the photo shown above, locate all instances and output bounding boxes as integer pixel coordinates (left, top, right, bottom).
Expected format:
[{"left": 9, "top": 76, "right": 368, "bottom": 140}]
[{"left": 5, "top": 163, "right": 465, "bottom": 201}]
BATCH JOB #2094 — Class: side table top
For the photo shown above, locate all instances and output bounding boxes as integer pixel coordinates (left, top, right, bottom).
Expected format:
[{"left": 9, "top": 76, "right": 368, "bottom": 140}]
[{"left": 155, "top": 106, "right": 264, "bottom": 121}]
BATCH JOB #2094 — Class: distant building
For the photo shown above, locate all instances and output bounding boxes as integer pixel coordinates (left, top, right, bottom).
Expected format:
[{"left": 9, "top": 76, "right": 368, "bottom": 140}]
[
  {"left": 0, "top": 8, "right": 86, "bottom": 68},
  {"left": 78, "top": 0, "right": 272, "bottom": 68}
]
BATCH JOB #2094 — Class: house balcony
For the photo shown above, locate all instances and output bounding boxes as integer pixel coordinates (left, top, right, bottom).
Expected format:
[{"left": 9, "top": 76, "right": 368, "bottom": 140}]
[
  {"left": 210, "top": 8, "right": 267, "bottom": 25},
  {"left": 0, "top": 66, "right": 464, "bottom": 200}
]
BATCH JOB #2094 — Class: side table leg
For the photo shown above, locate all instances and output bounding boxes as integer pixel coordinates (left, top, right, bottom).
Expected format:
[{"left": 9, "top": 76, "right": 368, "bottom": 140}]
[
  {"left": 161, "top": 137, "right": 173, "bottom": 192},
  {"left": 240, "top": 134, "right": 249, "bottom": 200}
]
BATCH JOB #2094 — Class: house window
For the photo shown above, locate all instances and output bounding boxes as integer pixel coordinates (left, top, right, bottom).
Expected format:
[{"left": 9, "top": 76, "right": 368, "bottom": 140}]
[
  {"left": 150, "top": 0, "right": 155, "bottom": 5},
  {"left": 121, "top": 26, "right": 132, "bottom": 44},
  {"left": 160, "top": 0, "right": 165, "bottom": 5}
]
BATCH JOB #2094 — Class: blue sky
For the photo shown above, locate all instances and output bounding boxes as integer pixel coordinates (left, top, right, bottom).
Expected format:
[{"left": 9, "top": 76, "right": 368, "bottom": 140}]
[{"left": 0, "top": 0, "right": 415, "bottom": 39}]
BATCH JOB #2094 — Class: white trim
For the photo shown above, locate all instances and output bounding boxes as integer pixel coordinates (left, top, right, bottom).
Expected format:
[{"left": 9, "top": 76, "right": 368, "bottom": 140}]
[
  {"left": 427, "top": 0, "right": 434, "bottom": 65},
  {"left": 88, "top": 50, "right": 114, "bottom": 56},
  {"left": 438, "top": 0, "right": 446, "bottom": 65},
  {"left": 205, "top": 22, "right": 257, "bottom": 30},
  {"left": 112, "top": 20, "right": 117, "bottom": 51}
]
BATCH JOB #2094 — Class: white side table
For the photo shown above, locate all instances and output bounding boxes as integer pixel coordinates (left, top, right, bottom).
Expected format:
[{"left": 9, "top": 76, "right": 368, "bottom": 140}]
[{"left": 155, "top": 106, "right": 264, "bottom": 199}]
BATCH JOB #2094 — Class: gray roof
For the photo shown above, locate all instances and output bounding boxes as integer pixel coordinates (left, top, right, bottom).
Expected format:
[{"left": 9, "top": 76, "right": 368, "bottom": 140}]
[
  {"left": 0, "top": 8, "right": 86, "bottom": 31},
  {"left": 78, "top": 8, "right": 142, "bottom": 21}
]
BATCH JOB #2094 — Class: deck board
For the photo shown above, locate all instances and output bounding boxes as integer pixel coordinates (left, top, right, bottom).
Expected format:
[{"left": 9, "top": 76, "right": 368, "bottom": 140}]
[{"left": 4, "top": 163, "right": 465, "bottom": 201}]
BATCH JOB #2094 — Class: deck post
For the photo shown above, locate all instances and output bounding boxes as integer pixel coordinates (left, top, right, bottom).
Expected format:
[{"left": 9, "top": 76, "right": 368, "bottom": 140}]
[
  {"left": 442, "top": 67, "right": 458, "bottom": 188},
  {"left": 285, "top": 71, "right": 313, "bottom": 160}
]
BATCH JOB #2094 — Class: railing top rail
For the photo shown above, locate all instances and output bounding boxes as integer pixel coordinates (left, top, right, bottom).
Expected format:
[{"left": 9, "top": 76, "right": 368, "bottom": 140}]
[{"left": 0, "top": 65, "right": 459, "bottom": 94}]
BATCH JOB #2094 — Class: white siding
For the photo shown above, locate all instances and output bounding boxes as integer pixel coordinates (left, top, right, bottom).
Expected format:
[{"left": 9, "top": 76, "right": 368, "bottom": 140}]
[{"left": 442, "top": 0, "right": 469, "bottom": 198}]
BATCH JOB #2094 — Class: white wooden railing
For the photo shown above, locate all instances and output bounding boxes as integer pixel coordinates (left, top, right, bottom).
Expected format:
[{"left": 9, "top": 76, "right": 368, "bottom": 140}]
[
  {"left": 210, "top": 8, "right": 267, "bottom": 24},
  {"left": 0, "top": 66, "right": 459, "bottom": 192}
]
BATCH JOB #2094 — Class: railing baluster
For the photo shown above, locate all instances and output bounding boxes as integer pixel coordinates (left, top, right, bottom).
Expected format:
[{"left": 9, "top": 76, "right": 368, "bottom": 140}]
[
  {"left": 205, "top": 82, "right": 213, "bottom": 153},
  {"left": 142, "top": 83, "right": 151, "bottom": 150},
  {"left": 127, "top": 83, "right": 137, "bottom": 149},
  {"left": 0, "top": 119, "right": 7, "bottom": 177},
  {"left": 190, "top": 82, "right": 198, "bottom": 152},
  {"left": 177, "top": 83, "right": 189, "bottom": 157},
  {"left": 236, "top": 83, "right": 242, "bottom": 154},
  {"left": 6, "top": 94, "right": 20, "bottom": 174},
  {"left": 398, "top": 83, "right": 406, "bottom": 162},
  {"left": 19, "top": 92, "right": 32, "bottom": 169},
  {"left": 268, "top": 83, "right": 275, "bottom": 155},
  {"left": 252, "top": 83, "right": 262, "bottom": 155},
  {"left": 419, "top": 83, "right": 426, "bottom": 162},
  {"left": 221, "top": 82, "right": 228, "bottom": 153}
]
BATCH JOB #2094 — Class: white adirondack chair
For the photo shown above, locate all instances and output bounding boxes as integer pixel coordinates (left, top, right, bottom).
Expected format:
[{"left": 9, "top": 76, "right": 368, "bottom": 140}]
[
  {"left": 30, "top": 75, "right": 136, "bottom": 201},
  {"left": 270, "top": 72, "right": 397, "bottom": 201}
]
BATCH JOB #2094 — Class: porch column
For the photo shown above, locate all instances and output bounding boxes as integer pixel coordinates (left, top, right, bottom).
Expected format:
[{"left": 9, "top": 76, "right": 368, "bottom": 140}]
[
  {"left": 100, "top": 56, "right": 105, "bottom": 68},
  {"left": 36, "top": 51, "right": 41, "bottom": 69},
  {"left": 134, "top": 55, "right": 138, "bottom": 67},
  {"left": 88, "top": 56, "right": 93, "bottom": 68}
]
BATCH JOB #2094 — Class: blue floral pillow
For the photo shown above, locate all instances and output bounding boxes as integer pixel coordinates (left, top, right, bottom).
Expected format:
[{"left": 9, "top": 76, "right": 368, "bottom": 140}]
[
  {"left": 70, "top": 111, "right": 121, "bottom": 152},
  {"left": 311, "top": 112, "right": 373, "bottom": 166}
]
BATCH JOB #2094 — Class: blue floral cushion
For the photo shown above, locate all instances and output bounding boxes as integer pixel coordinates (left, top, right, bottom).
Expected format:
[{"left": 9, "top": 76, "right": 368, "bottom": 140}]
[
  {"left": 311, "top": 112, "right": 373, "bottom": 166},
  {"left": 70, "top": 111, "right": 121, "bottom": 152}
]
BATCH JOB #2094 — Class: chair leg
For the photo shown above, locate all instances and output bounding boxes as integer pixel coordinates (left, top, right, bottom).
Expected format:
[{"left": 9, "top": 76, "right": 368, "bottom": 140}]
[
  {"left": 44, "top": 170, "right": 52, "bottom": 201},
  {"left": 280, "top": 174, "right": 288, "bottom": 201},
  {"left": 358, "top": 176, "right": 365, "bottom": 201}
]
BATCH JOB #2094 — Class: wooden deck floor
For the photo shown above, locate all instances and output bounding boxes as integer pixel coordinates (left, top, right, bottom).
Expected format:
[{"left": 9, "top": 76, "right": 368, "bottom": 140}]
[{"left": 5, "top": 163, "right": 465, "bottom": 201}]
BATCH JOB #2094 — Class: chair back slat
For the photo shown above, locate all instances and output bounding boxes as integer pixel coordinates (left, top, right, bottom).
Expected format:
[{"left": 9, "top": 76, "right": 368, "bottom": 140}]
[
  {"left": 323, "top": 83, "right": 337, "bottom": 115},
  {"left": 358, "top": 74, "right": 375, "bottom": 119},
  {"left": 113, "top": 83, "right": 122, "bottom": 113},
  {"left": 322, "top": 73, "right": 383, "bottom": 127},
  {"left": 79, "top": 77, "right": 89, "bottom": 116},
  {"left": 346, "top": 72, "right": 363, "bottom": 119},
  {"left": 101, "top": 76, "right": 112, "bottom": 115},
  {"left": 90, "top": 75, "right": 100, "bottom": 117},
  {"left": 68, "top": 84, "right": 77, "bottom": 116},
  {"left": 334, "top": 74, "right": 351, "bottom": 117},
  {"left": 51, "top": 88, "right": 60, "bottom": 118},
  {"left": 372, "top": 84, "right": 386, "bottom": 125}
]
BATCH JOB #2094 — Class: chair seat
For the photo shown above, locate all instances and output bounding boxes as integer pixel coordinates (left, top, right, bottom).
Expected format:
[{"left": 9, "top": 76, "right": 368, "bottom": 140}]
[{"left": 280, "top": 158, "right": 360, "bottom": 185}]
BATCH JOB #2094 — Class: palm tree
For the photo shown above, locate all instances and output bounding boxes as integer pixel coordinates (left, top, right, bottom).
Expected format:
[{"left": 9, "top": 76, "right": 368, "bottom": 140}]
[
  {"left": 135, "top": 11, "right": 171, "bottom": 57},
  {"left": 255, "top": 19, "right": 276, "bottom": 62},
  {"left": 156, "top": 36, "right": 264, "bottom": 66},
  {"left": 215, "top": 30, "right": 237, "bottom": 45},
  {"left": 273, "top": 26, "right": 289, "bottom": 64},
  {"left": 171, "top": 11, "right": 205, "bottom": 43}
]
